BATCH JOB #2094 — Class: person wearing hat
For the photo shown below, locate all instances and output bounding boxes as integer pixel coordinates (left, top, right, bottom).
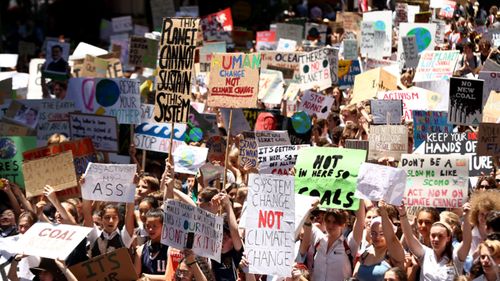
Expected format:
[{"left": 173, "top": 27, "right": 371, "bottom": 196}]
[
  {"left": 398, "top": 202, "right": 472, "bottom": 280},
  {"left": 8, "top": 257, "right": 67, "bottom": 281}
]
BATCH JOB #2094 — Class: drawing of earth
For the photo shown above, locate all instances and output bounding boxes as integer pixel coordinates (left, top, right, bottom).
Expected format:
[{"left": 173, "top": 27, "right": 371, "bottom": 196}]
[
  {"left": 374, "top": 20, "right": 386, "bottom": 31},
  {"left": 407, "top": 27, "right": 432, "bottom": 52},
  {"left": 96, "top": 79, "right": 120, "bottom": 107},
  {"left": 189, "top": 127, "right": 203, "bottom": 142},
  {"left": 291, "top": 111, "right": 312, "bottom": 134},
  {"left": 0, "top": 138, "right": 17, "bottom": 159},
  {"left": 178, "top": 150, "right": 195, "bottom": 167}
]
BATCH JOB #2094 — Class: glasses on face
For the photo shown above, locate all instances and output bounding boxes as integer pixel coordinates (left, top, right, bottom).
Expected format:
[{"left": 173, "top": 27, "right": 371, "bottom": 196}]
[{"left": 176, "top": 269, "right": 190, "bottom": 278}]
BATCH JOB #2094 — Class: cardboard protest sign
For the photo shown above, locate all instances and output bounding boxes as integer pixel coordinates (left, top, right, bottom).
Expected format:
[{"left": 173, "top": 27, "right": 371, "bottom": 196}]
[
  {"left": 186, "top": 108, "right": 219, "bottom": 142},
  {"left": 414, "top": 50, "right": 460, "bottom": 82},
  {"left": 334, "top": 12, "right": 362, "bottom": 34},
  {"left": 245, "top": 174, "right": 295, "bottom": 277},
  {"left": 173, "top": 145, "right": 208, "bottom": 175},
  {"left": 239, "top": 132, "right": 259, "bottom": 168},
  {"left": 368, "top": 125, "right": 408, "bottom": 161},
  {"left": 477, "top": 71, "right": 500, "bottom": 107},
  {"left": 23, "top": 138, "right": 96, "bottom": 177},
  {"left": 255, "top": 131, "right": 291, "bottom": 146},
  {"left": 109, "top": 36, "right": 130, "bottom": 67},
  {"left": 448, "top": 77, "right": 484, "bottom": 126},
  {"left": 297, "top": 48, "right": 331, "bottom": 91},
  {"left": 80, "top": 55, "right": 108, "bottom": 78},
  {"left": 351, "top": 68, "right": 398, "bottom": 104},
  {"left": 81, "top": 163, "right": 137, "bottom": 203},
  {"left": 276, "top": 23, "right": 304, "bottom": 43},
  {"left": 260, "top": 51, "right": 300, "bottom": 82},
  {"left": 258, "top": 145, "right": 309, "bottom": 175},
  {"left": 0, "top": 122, "right": 31, "bottom": 136},
  {"left": 256, "top": 31, "right": 277, "bottom": 51},
  {"left": 162, "top": 199, "right": 223, "bottom": 261},
  {"left": 402, "top": 35, "right": 419, "bottom": 68},
  {"left": 338, "top": 60, "right": 361, "bottom": 88},
  {"left": 66, "top": 78, "right": 141, "bottom": 124},
  {"left": 200, "top": 8, "right": 233, "bottom": 44},
  {"left": 362, "top": 11, "right": 392, "bottom": 57},
  {"left": 482, "top": 91, "right": 500, "bottom": 123},
  {"left": 134, "top": 122, "right": 187, "bottom": 153},
  {"left": 377, "top": 87, "right": 448, "bottom": 121},
  {"left": 370, "top": 100, "right": 403, "bottom": 124},
  {"left": 69, "top": 248, "right": 137, "bottom": 281},
  {"left": 295, "top": 147, "right": 366, "bottom": 210},
  {"left": 413, "top": 110, "right": 453, "bottom": 149},
  {"left": 397, "top": 23, "right": 436, "bottom": 63},
  {"left": 155, "top": 17, "right": 199, "bottom": 123},
  {"left": 23, "top": 151, "right": 77, "bottom": 197},
  {"left": 17, "top": 222, "right": 92, "bottom": 260},
  {"left": 361, "top": 22, "right": 385, "bottom": 59},
  {"left": 112, "top": 16, "right": 133, "bottom": 33},
  {"left": 258, "top": 69, "right": 285, "bottom": 104},
  {"left": 0, "top": 136, "right": 36, "bottom": 187},
  {"left": 128, "top": 36, "right": 158, "bottom": 69},
  {"left": 364, "top": 58, "right": 400, "bottom": 77},
  {"left": 208, "top": 53, "right": 260, "bottom": 108},
  {"left": 355, "top": 163, "right": 406, "bottom": 205},
  {"left": 401, "top": 154, "right": 469, "bottom": 208},
  {"left": 298, "top": 91, "right": 334, "bottom": 120},
  {"left": 69, "top": 113, "right": 119, "bottom": 152},
  {"left": 424, "top": 132, "right": 493, "bottom": 176},
  {"left": 36, "top": 100, "right": 75, "bottom": 145},
  {"left": 477, "top": 123, "right": 500, "bottom": 156}
]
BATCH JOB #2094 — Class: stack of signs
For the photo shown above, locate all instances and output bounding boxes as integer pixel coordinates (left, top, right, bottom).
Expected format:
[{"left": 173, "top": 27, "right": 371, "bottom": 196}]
[
  {"left": 477, "top": 123, "right": 500, "bottom": 157},
  {"left": 413, "top": 51, "right": 460, "bottom": 82},
  {"left": 424, "top": 132, "right": 493, "bottom": 176},
  {"left": 81, "top": 163, "right": 137, "bottom": 203},
  {"left": 294, "top": 147, "right": 366, "bottom": 210},
  {"left": 173, "top": 145, "right": 208, "bottom": 175},
  {"left": 162, "top": 199, "right": 223, "bottom": 261},
  {"left": 69, "top": 113, "right": 118, "bottom": 152},
  {"left": 448, "top": 77, "right": 484, "bottom": 126},
  {"left": 370, "top": 100, "right": 403, "bottom": 124},
  {"left": 298, "top": 91, "right": 334, "bottom": 120},
  {"left": 355, "top": 163, "right": 406, "bottom": 205},
  {"left": 66, "top": 78, "right": 141, "bottom": 124},
  {"left": 154, "top": 17, "right": 199, "bottom": 123},
  {"left": 258, "top": 144, "right": 309, "bottom": 175},
  {"left": 208, "top": 53, "right": 260, "bottom": 108},
  {"left": 22, "top": 151, "right": 78, "bottom": 197},
  {"left": 245, "top": 174, "right": 295, "bottom": 277},
  {"left": 128, "top": 36, "right": 159, "bottom": 69},
  {"left": 413, "top": 110, "right": 453, "bottom": 149},
  {"left": 297, "top": 48, "right": 331, "bottom": 91},
  {"left": 0, "top": 136, "right": 37, "bottom": 187},
  {"left": 400, "top": 154, "right": 469, "bottom": 208},
  {"left": 368, "top": 125, "right": 408, "bottom": 161}
]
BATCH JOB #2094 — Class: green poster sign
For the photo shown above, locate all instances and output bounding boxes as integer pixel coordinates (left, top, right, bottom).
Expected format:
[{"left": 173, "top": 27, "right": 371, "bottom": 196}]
[
  {"left": 0, "top": 136, "right": 37, "bottom": 188},
  {"left": 295, "top": 147, "right": 366, "bottom": 210}
]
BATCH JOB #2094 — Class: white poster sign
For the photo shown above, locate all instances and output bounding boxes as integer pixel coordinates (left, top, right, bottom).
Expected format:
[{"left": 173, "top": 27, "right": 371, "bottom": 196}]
[{"left": 82, "top": 163, "right": 137, "bottom": 203}]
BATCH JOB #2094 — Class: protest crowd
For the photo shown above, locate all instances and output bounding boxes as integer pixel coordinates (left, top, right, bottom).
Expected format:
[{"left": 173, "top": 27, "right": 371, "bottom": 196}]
[{"left": 1, "top": 0, "right": 500, "bottom": 281}]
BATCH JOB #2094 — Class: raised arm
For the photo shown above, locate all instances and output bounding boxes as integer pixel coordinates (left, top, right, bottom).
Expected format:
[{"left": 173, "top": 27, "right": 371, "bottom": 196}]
[
  {"left": 380, "top": 202, "right": 405, "bottom": 267},
  {"left": 398, "top": 203, "right": 425, "bottom": 259},
  {"left": 124, "top": 202, "right": 135, "bottom": 237},
  {"left": 2, "top": 179, "right": 21, "bottom": 218},
  {"left": 162, "top": 160, "right": 174, "bottom": 200},
  {"left": 351, "top": 199, "right": 366, "bottom": 245},
  {"left": 44, "top": 185, "right": 77, "bottom": 225},
  {"left": 299, "top": 200, "right": 319, "bottom": 255},
  {"left": 185, "top": 250, "right": 208, "bottom": 281},
  {"left": 457, "top": 202, "right": 472, "bottom": 261},
  {"left": 10, "top": 181, "right": 35, "bottom": 213},
  {"left": 219, "top": 193, "right": 243, "bottom": 251}
]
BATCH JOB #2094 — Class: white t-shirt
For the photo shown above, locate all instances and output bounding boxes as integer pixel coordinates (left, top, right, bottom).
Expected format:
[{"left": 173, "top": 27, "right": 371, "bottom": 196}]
[
  {"left": 419, "top": 245, "right": 465, "bottom": 281},
  {"left": 87, "top": 225, "right": 133, "bottom": 254}
]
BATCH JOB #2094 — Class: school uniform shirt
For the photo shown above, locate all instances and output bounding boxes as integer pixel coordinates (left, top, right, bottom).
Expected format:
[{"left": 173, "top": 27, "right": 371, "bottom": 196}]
[
  {"left": 87, "top": 225, "right": 133, "bottom": 257},
  {"left": 418, "top": 245, "right": 465, "bottom": 281},
  {"left": 141, "top": 241, "right": 168, "bottom": 274},
  {"left": 311, "top": 225, "right": 359, "bottom": 281}
]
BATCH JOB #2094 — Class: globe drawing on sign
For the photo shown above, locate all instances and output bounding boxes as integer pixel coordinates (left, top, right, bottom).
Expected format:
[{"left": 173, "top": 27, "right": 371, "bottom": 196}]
[
  {"left": 374, "top": 20, "right": 386, "bottom": 31},
  {"left": 95, "top": 79, "right": 120, "bottom": 108},
  {"left": 407, "top": 28, "right": 432, "bottom": 52},
  {"left": 189, "top": 127, "right": 203, "bottom": 142},
  {"left": 291, "top": 111, "right": 312, "bottom": 134},
  {"left": 178, "top": 149, "right": 195, "bottom": 167},
  {"left": 0, "top": 138, "right": 17, "bottom": 159}
]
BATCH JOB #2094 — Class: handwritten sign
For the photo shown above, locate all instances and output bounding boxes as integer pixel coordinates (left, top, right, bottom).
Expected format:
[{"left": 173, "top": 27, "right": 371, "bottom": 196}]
[
  {"left": 82, "top": 163, "right": 137, "bottom": 203},
  {"left": 134, "top": 122, "right": 186, "bottom": 153},
  {"left": 260, "top": 51, "right": 300, "bottom": 82},
  {"left": 37, "top": 100, "right": 75, "bottom": 144},
  {"left": 128, "top": 36, "right": 158, "bottom": 69},
  {"left": 208, "top": 53, "right": 260, "bottom": 108},
  {"left": 414, "top": 50, "right": 460, "bottom": 82},
  {"left": 23, "top": 151, "right": 77, "bottom": 197},
  {"left": 66, "top": 78, "right": 141, "bottom": 124},
  {"left": 402, "top": 35, "right": 419, "bottom": 68},
  {"left": 477, "top": 123, "right": 500, "bottom": 156},
  {"left": 368, "top": 125, "right": 408, "bottom": 161},
  {"left": 298, "top": 91, "right": 334, "bottom": 119},
  {"left": 200, "top": 8, "right": 233, "bottom": 44},
  {"left": 413, "top": 110, "right": 453, "bottom": 149},
  {"left": 401, "top": 154, "right": 469, "bottom": 208},
  {"left": 338, "top": 60, "right": 361, "bottom": 88},
  {"left": 478, "top": 72, "right": 500, "bottom": 107},
  {"left": 482, "top": 90, "right": 500, "bottom": 123},
  {"left": 239, "top": 132, "right": 258, "bottom": 168},
  {"left": 448, "top": 77, "right": 484, "bottom": 126},
  {"left": 245, "top": 174, "right": 295, "bottom": 277},
  {"left": 424, "top": 132, "right": 493, "bottom": 176},
  {"left": 355, "top": 163, "right": 406, "bottom": 205},
  {"left": 258, "top": 69, "right": 285, "bottom": 104},
  {"left": 258, "top": 145, "right": 309, "bottom": 175},
  {"left": 343, "top": 39, "right": 358, "bottom": 60},
  {"left": 361, "top": 22, "right": 375, "bottom": 56},
  {"left": 0, "top": 136, "right": 36, "bottom": 187},
  {"left": 69, "top": 113, "right": 119, "bottom": 152},
  {"left": 16, "top": 222, "right": 92, "bottom": 260},
  {"left": 173, "top": 145, "right": 208, "bottom": 175},
  {"left": 370, "top": 100, "right": 403, "bottom": 124},
  {"left": 256, "top": 31, "right": 277, "bottom": 51},
  {"left": 69, "top": 248, "right": 138, "bottom": 281},
  {"left": 398, "top": 23, "right": 436, "bottom": 63},
  {"left": 298, "top": 48, "right": 331, "bottom": 91},
  {"left": 363, "top": 11, "right": 392, "bottom": 57},
  {"left": 162, "top": 199, "right": 223, "bottom": 261},
  {"left": 155, "top": 17, "right": 199, "bottom": 123},
  {"left": 111, "top": 16, "right": 133, "bottom": 33},
  {"left": 352, "top": 68, "right": 398, "bottom": 104},
  {"left": 295, "top": 147, "right": 366, "bottom": 210}
]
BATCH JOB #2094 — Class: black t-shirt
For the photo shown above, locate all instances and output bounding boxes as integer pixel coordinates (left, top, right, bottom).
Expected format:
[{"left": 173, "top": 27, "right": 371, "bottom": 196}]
[{"left": 211, "top": 247, "right": 244, "bottom": 281}]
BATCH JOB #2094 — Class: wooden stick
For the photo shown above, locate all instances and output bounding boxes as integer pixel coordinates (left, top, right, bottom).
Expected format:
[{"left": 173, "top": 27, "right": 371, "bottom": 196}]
[
  {"left": 222, "top": 109, "right": 233, "bottom": 191},
  {"left": 141, "top": 150, "right": 147, "bottom": 172},
  {"left": 169, "top": 119, "right": 175, "bottom": 162}
]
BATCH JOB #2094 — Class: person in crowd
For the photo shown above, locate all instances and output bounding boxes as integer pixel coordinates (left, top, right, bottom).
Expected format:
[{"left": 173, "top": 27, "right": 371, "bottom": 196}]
[
  {"left": 469, "top": 190, "right": 500, "bottom": 258},
  {"left": 472, "top": 240, "right": 500, "bottom": 281}
]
